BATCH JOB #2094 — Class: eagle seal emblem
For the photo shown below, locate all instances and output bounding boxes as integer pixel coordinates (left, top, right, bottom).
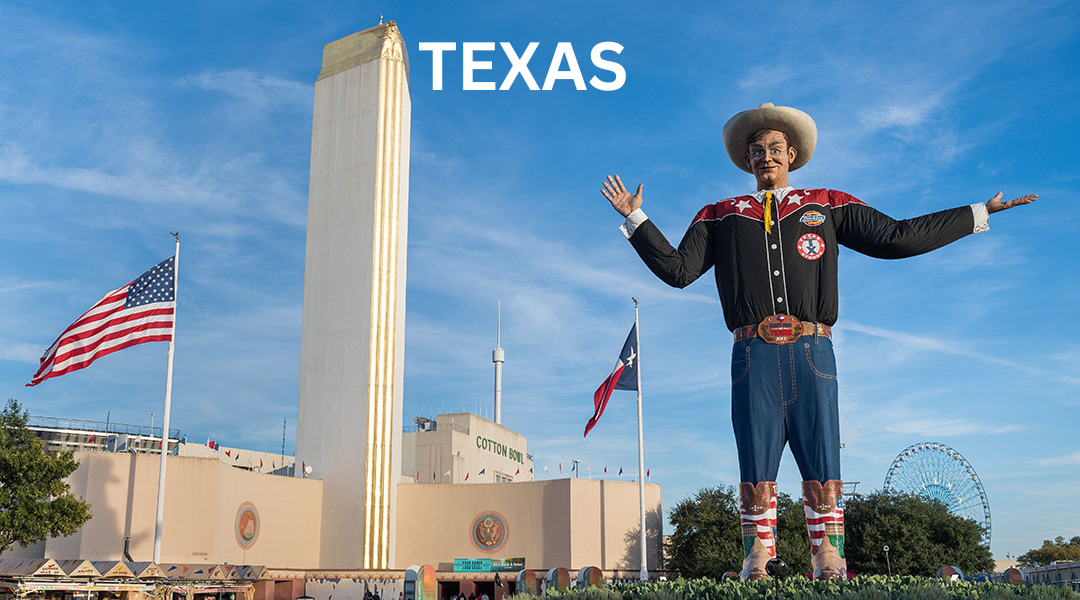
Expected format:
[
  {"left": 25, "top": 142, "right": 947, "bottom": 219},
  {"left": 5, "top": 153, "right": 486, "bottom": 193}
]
[{"left": 471, "top": 512, "right": 508, "bottom": 551}]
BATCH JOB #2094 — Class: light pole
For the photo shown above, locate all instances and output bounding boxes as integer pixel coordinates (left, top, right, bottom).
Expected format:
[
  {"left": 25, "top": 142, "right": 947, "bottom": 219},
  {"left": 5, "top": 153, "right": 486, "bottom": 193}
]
[
  {"left": 572, "top": 459, "right": 582, "bottom": 478},
  {"left": 884, "top": 545, "right": 891, "bottom": 576}
]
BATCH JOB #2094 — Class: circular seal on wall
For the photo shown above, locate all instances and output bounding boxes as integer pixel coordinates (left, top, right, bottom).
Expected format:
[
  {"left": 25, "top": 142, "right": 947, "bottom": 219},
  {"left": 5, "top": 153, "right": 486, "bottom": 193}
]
[
  {"left": 796, "top": 233, "right": 826, "bottom": 261},
  {"left": 470, "top": 512, "right": 508, "bottom": 552},
  {"left": 235, "top": 502, "right": 260, "bottom": 549}
]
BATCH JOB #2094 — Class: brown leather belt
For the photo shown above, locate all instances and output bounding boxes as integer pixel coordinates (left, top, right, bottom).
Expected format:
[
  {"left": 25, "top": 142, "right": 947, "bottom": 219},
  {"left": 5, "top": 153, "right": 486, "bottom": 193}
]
[{"left": 734, "top": 314, "right": 831, "bottom": 345}]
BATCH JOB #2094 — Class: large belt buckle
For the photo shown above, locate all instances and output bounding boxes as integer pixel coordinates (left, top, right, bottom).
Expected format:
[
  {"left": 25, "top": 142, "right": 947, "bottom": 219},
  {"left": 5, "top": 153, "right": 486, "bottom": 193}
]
[{"left": 757, "top": 314, "right": 802, "bottom": 345}]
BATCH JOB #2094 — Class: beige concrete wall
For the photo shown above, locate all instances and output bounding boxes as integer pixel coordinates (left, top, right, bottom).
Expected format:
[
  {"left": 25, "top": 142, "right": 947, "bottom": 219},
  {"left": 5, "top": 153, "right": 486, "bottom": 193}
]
[
  {"left": 38, "top": 452, "right": 322, "bottom": 567},
  {"left": 569, "top": 478, "right": 663, "bottom": 571},
  {"left": 178, "top": 442, "right": 295, "bottom": 472},
  {"left": 4, "top": 452, "right": 662, "bottom": 575},
  {"left": 395, "top": 478, "right": 660, "bottom": 571}
]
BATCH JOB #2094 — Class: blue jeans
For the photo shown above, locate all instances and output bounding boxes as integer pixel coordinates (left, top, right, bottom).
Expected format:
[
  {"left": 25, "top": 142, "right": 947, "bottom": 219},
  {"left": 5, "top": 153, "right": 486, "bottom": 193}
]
[{"left": 730, "top": 335, "right": 841, "bottom": 484}]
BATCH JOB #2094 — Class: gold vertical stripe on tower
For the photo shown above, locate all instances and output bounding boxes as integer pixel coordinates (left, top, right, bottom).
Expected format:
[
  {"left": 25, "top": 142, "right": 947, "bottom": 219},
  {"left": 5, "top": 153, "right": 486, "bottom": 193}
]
[
  {"left": 365, "top": 54, "right": 389, "bottom": 569},
  {"left": 377, "top": 52, "right": 393, "bottom": 568},
  {"left": 373, "top": 51, "right": 390, "bottom": 569},
  {"left": 380, "top": 43, "right": 401, "bottom": 569},
  {"left": 365, "top": 35, "right": 404, "bottom": 570},
  {"left": 380, "top": 51, "right": 395, "bottom": 571},
  {"left": 382, "top": 48, "right": 403, "bottom": 569}
]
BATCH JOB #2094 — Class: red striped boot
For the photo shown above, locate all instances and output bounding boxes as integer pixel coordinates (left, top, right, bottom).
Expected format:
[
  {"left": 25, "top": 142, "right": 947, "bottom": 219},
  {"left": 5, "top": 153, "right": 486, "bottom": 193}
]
[
  {"left": 739, "top": 481, "right": 777, "bottom": 580},
  {"left": 802, "top": 480, "right": 847, "bottom": 580}
]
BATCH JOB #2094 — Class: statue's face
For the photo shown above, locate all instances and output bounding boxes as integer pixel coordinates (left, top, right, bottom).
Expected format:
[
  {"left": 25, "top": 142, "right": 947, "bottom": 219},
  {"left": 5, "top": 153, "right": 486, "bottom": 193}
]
[{"left": 746, "top": 130, "right": 797, "bottom": 189}]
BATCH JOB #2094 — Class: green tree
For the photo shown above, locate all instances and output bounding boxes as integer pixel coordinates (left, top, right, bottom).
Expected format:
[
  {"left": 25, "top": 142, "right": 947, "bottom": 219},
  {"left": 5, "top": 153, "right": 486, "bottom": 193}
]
[
  {"left": 665, "top": 485, "right": 741, "bottom": 578},
  {"left": 664, "top": 484, "right": 812, "bottom": 579},
  {"left": 844, "top": 490, "right": 994, "bottom": 576},
  {"left": 0, "top": 398, "right": 92, "bottom": 553},
  {"left": 1017, "top": 536, "right": 1080, "bottom": 567},
  {"left": 774, "top": 491, "right": 813, "bottom": 577}
]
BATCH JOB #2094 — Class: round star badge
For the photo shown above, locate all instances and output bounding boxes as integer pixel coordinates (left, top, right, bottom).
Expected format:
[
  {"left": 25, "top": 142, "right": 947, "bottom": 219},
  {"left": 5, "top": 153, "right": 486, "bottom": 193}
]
[{"left": 797, "top": 233, "right": 826, "bottom": 260}]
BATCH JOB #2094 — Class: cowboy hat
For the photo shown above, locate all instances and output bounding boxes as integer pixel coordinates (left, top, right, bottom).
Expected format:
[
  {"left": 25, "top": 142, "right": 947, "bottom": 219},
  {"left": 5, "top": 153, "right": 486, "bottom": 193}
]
[{"left": 722, "top": 102, "right": 817, "bottom": 173}]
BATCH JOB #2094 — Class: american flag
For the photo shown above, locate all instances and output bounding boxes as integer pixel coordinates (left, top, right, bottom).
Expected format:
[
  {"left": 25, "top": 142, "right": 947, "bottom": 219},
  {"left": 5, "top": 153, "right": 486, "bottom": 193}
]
[{"left": 27, "top": 257, "right": 176, "bottom": 386}]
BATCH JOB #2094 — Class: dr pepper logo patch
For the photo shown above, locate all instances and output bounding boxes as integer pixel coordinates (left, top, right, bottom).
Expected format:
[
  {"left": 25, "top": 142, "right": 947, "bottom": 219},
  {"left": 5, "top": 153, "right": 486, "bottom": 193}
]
[
  {"left": 797, "top": 233, "right": 826, "bottom": 260},
  {"left": 799, "top": 211, "right": 826, "bottom": 226}
]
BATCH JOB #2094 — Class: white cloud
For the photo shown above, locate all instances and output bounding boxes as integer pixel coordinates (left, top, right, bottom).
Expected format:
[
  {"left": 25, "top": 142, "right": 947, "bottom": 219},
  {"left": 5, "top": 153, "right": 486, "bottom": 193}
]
[
  {"left": 736, "top": 65, "right": 800, "bottom": 92},
  {"left": 858, "top": 95, "right": 945, "bottom": 130},
  {"left": 0, "top": 143, "right": 236, "bottom": 209},
  {"left": 175, "top": 69, "right": 312, "bottom": 108},
  {"left": 842, "top": 320, "right": 1080, "bottom": 386},
  {"left": 1036, "top": 452, "right": 1080, "bottom": 467},
  {"left": 885, "top": 418, "right": 1024, "bottom": 436},
  {"left": 0, "top": 340, "right": 43, "bottom": 363},
  {"left": 0, "top": 280, "right": 68, "bottom": 295}
]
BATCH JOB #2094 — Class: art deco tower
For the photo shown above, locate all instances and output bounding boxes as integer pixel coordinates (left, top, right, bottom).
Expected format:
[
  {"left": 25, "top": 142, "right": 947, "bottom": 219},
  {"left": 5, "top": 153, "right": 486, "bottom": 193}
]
[{"left": 296, "top": 22, "right": 410, "bottom": 569}]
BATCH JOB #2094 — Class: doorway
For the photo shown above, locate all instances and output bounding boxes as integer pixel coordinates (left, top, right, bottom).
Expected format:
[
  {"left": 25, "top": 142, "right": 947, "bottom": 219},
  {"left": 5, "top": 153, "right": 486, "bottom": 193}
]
[
  {"left": 473, "top": 581, "right": 495, "bottom": 600},
  {"left": 437, "top": 581, "right": 460, "bottom": 600}
]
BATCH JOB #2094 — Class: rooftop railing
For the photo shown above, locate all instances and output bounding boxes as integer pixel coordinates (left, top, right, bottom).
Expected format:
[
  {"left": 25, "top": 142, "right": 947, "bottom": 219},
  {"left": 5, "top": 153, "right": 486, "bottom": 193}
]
[{"left": 28, "top": 415, "right": 182, "bottom": 440}]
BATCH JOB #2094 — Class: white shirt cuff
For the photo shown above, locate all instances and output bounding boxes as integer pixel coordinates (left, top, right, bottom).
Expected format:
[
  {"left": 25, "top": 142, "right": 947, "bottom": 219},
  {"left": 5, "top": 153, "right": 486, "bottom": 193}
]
[
  {"left": 619, "top": 208, "right": 649, "bottom": 239},
  {"left": 971, "top": 203, "right": 989, "bottom": 233}
]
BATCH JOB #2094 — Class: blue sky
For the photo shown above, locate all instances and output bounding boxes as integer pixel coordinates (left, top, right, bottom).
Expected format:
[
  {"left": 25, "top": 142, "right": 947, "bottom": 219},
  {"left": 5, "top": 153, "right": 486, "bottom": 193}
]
[{"left": 1, "top": 1, "right": 1077, "bottom": 561}]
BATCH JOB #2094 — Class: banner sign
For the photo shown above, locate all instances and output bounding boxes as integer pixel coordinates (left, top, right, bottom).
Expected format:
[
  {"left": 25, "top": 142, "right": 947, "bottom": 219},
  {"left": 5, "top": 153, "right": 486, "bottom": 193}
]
[
  {"left": 492, "top": 558, "right": 525, "bottom": 572},
  {"left": 453, "top": 559, "right": 490, "bottom": 572},
  {"left": 453, "top": 558, "right": 524, "bottom": 572}
]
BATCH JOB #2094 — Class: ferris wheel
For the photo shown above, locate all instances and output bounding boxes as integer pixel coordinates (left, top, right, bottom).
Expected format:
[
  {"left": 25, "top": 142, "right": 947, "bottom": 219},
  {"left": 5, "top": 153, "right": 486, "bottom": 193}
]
[{"left": 883, "top": 441, "right": 992, "bottom": 545}]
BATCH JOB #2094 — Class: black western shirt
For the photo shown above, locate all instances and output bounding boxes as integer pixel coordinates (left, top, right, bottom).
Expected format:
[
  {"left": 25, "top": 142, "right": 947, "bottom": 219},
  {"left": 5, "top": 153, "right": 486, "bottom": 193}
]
[{"left": 622, "top": 187, "right": 989, "bottom": 332}]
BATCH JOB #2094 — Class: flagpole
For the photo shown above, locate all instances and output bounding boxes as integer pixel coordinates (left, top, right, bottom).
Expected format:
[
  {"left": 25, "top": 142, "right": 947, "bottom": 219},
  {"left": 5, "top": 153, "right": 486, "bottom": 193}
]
[
  {"left": 633, "top": 297, "right": 648, "bottom": 582},
  {"left": 153, "top": 232, "right": 180, "bottom": 563}
]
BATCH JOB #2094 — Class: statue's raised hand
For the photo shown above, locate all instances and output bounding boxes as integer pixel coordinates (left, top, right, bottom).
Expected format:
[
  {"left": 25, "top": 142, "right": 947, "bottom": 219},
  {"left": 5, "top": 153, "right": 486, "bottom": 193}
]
[
  {"left": 601, "top": 174, "right": 643, "bottom": 217},
  {"left": 986, "top": 192, "right": 1037, "bottom": 214}
]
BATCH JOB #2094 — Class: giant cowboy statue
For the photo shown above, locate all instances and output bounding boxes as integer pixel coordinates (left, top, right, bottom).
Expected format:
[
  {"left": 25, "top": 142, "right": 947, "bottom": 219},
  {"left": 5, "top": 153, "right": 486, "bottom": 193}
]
[{"left": 601, "top": 103, "right": 1036, "bottom": 580}]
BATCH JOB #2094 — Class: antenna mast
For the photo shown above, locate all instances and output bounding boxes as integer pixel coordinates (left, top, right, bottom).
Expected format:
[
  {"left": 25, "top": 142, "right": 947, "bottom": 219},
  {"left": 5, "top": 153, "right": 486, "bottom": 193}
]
[{"left": 493, "top": 301, "right": 504, "bottom": 424}]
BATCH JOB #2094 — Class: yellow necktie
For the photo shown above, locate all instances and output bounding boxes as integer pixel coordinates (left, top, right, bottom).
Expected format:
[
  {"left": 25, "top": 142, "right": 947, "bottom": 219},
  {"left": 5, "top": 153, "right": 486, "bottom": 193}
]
[{"left": 764, "top": 191, "right": 773, "bottom": 234}]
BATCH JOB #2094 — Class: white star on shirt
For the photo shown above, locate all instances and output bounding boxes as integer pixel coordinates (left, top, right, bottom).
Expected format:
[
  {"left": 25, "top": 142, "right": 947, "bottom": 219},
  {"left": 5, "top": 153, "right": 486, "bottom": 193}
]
[
  {"left": 787, "top": 191, "right": 805, "bottom": 205},
  {"left": 735, "top": 199, "right": 753, "bottom": 213}
]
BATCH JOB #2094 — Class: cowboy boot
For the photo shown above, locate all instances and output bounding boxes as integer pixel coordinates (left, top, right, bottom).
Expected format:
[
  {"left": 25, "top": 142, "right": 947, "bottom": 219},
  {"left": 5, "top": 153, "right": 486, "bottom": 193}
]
[
  {"left": 802, "top": 480, "right": 847, "bottom": 580},
  {"left": 739, "top": 481, "right": 777, "bottom": 580}
]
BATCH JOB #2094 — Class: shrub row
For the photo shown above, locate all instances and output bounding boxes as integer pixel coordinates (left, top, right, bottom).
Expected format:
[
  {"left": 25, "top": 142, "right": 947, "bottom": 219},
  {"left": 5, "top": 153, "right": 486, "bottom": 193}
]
[{"left": 533, "top": 575, "right": 1080, "bottom": 600}]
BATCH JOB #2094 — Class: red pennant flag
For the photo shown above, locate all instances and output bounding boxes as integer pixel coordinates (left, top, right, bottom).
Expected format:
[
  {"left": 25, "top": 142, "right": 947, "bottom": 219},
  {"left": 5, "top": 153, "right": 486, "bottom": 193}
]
[
  {"left": 88, "top": 434, "right": 96, "bottom": 443},
  {"left": 226, "top": 450, "right": 231, "bottom": 457},
  {"left": 515, "top": 468, "right": 520, "bottom": 475},
  {"left": 647, "top": 468, "right": 650, "bottom": 477},
  {"left": 209, "top": 440, "right": 216, "bottom": 450},
  {"left": 465, "top": 472, "right": 470, "bottom": 481},
  {"left": 604, "top": 466, "right": 608, "bottom": 473},
  {"left": 259, "top": 458, "right": 263, "bottom": 468},
  {"left": 559, "top": 462, "right": 563, "bottom": 473},
  {"left": 585, "top": 324, "right": 639, "bottom": 437}
]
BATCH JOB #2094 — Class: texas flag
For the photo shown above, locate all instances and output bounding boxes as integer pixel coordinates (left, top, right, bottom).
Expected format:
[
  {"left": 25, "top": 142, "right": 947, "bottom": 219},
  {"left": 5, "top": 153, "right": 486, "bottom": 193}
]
[{"left": 585, "top": 323, "right": 638, "bottom": 437}]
